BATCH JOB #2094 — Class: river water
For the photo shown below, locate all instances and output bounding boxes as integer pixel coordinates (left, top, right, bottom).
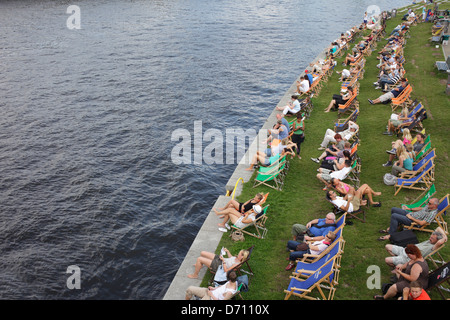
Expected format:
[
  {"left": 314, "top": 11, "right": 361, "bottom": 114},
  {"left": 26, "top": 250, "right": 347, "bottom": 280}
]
[{"left": 0, "top": 0, "right": 410, "bottom": 299}]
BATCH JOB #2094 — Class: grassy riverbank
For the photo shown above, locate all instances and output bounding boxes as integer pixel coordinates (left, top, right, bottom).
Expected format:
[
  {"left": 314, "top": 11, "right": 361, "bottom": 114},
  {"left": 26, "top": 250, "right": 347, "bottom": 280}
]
[{"left": 203, "top": 1, "right": 449, "bottom": 300}]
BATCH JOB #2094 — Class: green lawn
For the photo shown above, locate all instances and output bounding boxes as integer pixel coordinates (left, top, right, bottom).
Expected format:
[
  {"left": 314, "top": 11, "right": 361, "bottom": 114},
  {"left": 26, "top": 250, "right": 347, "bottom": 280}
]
[{"left": 203, "top": 2, "right": 450, "bottom": 300}]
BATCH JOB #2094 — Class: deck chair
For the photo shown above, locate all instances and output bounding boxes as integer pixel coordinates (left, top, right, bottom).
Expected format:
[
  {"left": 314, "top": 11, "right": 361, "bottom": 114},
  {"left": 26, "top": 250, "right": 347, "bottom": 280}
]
[
  {"left": 345, "top": 157, "right": 361, "bottom": 189},
  {"left": 230, "top": 205, "right": 269, "bottom": 240},
  {"left": 293, "top": 236, "right": 343, "bottom": 287},
  {"left": 297, "top": 227, "right": 345, "bottom": 264},
  {"left": 425, "top": 243, "right": 447, "bottom": 271},
  {"left": 284, "top": 252, "right": 338, "bottom": 300},
  {"left": 398, "top": 148, "right": 436, "bottom": 179},
  {"left": 394, "top": 159, "right": 435, "bottom": 196},
  {"left": 401, "top": 184, "right": 436, "bottom": 210},
  {"left": 253, "top": 156, "right": 287, "bottom": 191},
  {"left": 334, "top": 107, "right": 359, "bottom": 132},
  {"left": 413, "top": 139, "right": 431, "bottom": 164},
  {"left": 391, "top": 84, "right": 413, "bottom": 111},
  {"left": 337, "top": 91, "right": 359, "bottom": 115},
  {"left": 404, "top": 194, "right": 449, "bottom": 234},
  {"left": 426, "top": 261, "right": 450, "bottom": 300}
]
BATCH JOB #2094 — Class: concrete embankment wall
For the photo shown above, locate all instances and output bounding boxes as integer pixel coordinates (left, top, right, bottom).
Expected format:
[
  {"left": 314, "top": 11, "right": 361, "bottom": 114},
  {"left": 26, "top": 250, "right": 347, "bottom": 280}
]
[{"left": 162, "top": 47, "right": 330, "bottom": 300}]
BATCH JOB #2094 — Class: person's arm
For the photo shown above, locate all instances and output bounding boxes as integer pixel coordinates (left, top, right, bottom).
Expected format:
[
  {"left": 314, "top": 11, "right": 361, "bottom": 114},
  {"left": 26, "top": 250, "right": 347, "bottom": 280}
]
[
  {"left": 405, "top": 213, "right": 428, "bottom": 226},
  {"left": 396, "top": 262, "right": 422, "bottom": 283},
  {"left": 306, "top": 219, "right": 319, "bottom": 229},
  {"left": 339, "top": 195, "right": 352, "bottom": 212},
  {"left": 434, "top": 227, "right": 448, "bottom": 250}
]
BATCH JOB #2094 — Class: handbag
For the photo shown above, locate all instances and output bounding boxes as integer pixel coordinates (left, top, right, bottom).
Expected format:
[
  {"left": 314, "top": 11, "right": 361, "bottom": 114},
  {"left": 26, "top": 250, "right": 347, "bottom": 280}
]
[
  {"left": 230, "top": 230, "right": 245, "bottom": 242},
  {"left": 295, "top": 242, "right": 309, "bottom": 251}
]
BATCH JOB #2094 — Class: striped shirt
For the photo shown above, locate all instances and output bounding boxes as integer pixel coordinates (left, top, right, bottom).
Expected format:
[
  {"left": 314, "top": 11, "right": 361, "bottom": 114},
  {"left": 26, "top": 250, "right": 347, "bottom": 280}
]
[{"left": 411, "top": 207, "right": 438, "bottom": 224}]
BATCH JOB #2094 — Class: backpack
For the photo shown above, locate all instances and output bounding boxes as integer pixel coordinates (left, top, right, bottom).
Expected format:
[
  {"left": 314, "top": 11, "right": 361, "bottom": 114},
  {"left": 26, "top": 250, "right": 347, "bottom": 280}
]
[{"left": 383, "top": 173, "right": 397, "bottom": 186}]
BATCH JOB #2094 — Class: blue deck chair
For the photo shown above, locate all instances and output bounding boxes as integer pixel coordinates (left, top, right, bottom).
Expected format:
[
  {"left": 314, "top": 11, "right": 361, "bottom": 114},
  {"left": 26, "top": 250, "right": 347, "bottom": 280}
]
[
  {"left": 394, "top": 159, "right": 435, "bottom": 196},
  {"left": 293, "top": 232, "right": 343, "bottom": 279},
  {"left": 284, "top": 254, "right": 338, "bottom": 300},
  {"left": 297, "top": 226, "right": 345, "bottom": 264},
  {"left": 405, "top": 194, "right": 449, "bottom": 234}
]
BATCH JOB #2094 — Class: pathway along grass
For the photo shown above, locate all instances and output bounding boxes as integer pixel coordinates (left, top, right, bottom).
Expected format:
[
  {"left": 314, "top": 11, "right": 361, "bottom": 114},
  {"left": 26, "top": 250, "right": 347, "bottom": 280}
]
[{"left": 202, "top": 3, "right": 450, "bottom": 300}]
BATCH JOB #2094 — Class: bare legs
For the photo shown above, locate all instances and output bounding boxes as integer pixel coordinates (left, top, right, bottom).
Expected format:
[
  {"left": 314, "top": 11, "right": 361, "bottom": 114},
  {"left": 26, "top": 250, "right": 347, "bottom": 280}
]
[
  {"left": 246, "top": 151, "right": 267, "bottom": 170},
  {"left": 355, "top": 184, "right": 381, "bottom": 205},
  {"left": 187, "top": 251, "right": 216, "bottom": 279}
]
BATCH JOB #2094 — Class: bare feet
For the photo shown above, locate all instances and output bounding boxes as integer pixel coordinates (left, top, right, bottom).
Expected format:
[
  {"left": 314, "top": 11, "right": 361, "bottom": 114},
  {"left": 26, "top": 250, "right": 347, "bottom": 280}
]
[{"left": 187, "top": 274, "right": 198, "bottom": 279}]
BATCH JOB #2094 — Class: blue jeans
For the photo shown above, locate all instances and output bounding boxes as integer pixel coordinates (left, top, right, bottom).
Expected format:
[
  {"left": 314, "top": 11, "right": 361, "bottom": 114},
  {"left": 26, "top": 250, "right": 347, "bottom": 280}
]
[
  {"left": 389, "top": 207, "right": 412, "bottom": 235},
  {"left": 287, "top": 240, "right": 311, "bottom": 261}
]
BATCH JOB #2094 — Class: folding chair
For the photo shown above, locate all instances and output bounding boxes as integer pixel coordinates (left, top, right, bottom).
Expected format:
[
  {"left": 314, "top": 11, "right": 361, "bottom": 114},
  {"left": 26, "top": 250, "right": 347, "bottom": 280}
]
[
  {"left": 413, "top": 137, "right": 431, "bottom": 163},
  {"left": 253, "top": 156, "right": 287, "bottom": 191},
  {"left": 401, "top": 148, "right": 436, "bottom": 177},
  {"left": 400, "top": 184, "right": 436, "bottom": 210},
  {"left": 394, "top": 159, "right": 435, "bottom": 196},
  {"left": 404, "top": 194, "right": 449, "bottom": 234},
  {"left": 334, "top": 107, "right": 359, "bottom": 133},
  {"left": 297, "top": 225, "right": 345, "bottom": 263},
  {"left": 293, "top": 236, "right": 343, "bottom": 287},
  {"left": 284, "top": 253, "right": 338, "bottom": 300},
  {"left": 426, "top": 262, "right": 450, "bottom": 300},
  {"left": 425, "top": 243, "right": 447, "bottom": 271},
  {"left": 230, "top": 205, "right": 269, "bottom": 239},
  {"left": 391, "top": 84, "right": 413, "bottom": 111}
]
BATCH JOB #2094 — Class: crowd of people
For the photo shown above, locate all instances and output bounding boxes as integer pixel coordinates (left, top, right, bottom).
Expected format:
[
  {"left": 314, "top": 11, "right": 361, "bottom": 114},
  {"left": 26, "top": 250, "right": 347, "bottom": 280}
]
[{"left": 182, "top": 5, "right": 447, "bottom": 301}]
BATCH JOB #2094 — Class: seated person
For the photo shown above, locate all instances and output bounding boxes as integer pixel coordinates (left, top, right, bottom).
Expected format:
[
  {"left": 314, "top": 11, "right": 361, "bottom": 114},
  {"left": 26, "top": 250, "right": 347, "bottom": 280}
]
[
  {"left": 384, "top": 227, "right": 447, "bottom": 267},
  {"left": 324, "top": 86, "right": 354, "bottom": 112},
  {"left": 245, "top": 138, "right": 296, "bottom": 170},
  {"left": 215, "top": 204, "right": 262, "bottom": 232},
  {"left": 295, "top": 75, "right": 310, "bottom": 95},
  {"left": 291, "top": 212, "right": 337, "bottom": 241},
  {"left": 375, "top": 65, "right": 402, "bottom": 91},
  {"left": 215, "top": 193, "right": 265, "bottom": 217},
  {"left": 374, "top": 245, "right": 429, "bottom": 300},
  {"left": 368, "top": 78, "right": 408, "bottom": 105},
  {"left": 187, "top": 248, "right": 249, "bottom": 279},
  {"left": 383, "top": 132, "right": 425, "bottom": 167},
  {"left": 377, "top": 198, "right": 439, "bottom": 241},
  {"left": 265, "top": 119, "right": 289, "bottom": 144},
  {"left": 337, "top": 64, "right": 362, "bottom": 81},
  {"left": 401, "top": 281, "right": 431, "bottom": 301},
  {"left": 317, "top": 160, "right": 352, "bottom": 190},
  {"left": 390, "top": 145, "right": 414, "bottom": 177},
  {"left": 285, "top": 231, "right": 337, "bottom": 271},
  {"left": 310, "top": 57, "right": 335, "bottom": 75},
  {"left": 318, "top": 121, "right": 359, "bottom": 150},
  {"left": 343, "top": 50, "right": 361, "bottom": 66},
  {"left": 383, "top": 107, "right": 412, "bottom": 136},
  {"left": 330, "top": 179, "right": 381, "bottom": 206},
  {"left": 276, "top": 95, "right": 301, "bottom": 116},
  {"left": 319, "top": 150, "right": 351, "bottom": 172},
  {"left": 311, "top": 134, "right": 348, "bottom": 163},
  {"left": 185, "top": 270, "right": 238, "bottom": 300},
  {"left": 326, "top": 189, "right": 368, "bottom": 213}
]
